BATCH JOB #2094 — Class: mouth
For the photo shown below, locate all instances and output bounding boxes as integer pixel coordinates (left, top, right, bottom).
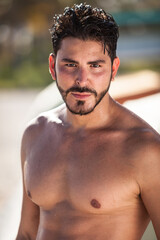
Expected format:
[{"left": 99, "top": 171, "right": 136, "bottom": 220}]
[{"left": 71, "top": 92, "right": 91, "bottom": 100}]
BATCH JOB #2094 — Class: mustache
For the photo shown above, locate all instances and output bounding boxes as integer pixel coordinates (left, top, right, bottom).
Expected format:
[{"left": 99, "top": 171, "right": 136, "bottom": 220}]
[{"left": 66, "top": 86, "right": 97, "bottom": 97}]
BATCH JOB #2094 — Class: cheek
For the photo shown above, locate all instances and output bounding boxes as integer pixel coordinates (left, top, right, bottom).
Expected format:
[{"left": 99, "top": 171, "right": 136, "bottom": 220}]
[
  {"left": 92, "top": 66, "right": 111, "bottom": 78},
  {"left": 56, "top": 66, "right": 67, "bottom": 77},
  {"left": 91, "top": 70, "right": 111, "bottom": 87},
  {"left": 56, "top": 67, "right": 74, "bottom": 88},
  {"left": 57, "top": 66, "right": 77, "bottom": 82},
  {"left": 58, "top": 65, "right": 77, "bottom": 76}
]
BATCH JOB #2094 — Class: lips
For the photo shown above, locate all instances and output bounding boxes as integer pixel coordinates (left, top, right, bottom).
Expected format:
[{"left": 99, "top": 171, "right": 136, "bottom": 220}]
[{"left": 71, "top": 92, "right": 91, "bottom": 100}]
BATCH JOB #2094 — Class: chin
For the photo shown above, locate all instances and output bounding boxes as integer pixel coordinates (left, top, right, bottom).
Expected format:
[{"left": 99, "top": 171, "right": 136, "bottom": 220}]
[{"left": 66, "top": 101, "right": 96, "bottom": 116}]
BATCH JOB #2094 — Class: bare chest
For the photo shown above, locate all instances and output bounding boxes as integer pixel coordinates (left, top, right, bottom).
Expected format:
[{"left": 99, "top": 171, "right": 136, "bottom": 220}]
[{"left": 24, "top": 131, "right": 140, "bottom": 213}]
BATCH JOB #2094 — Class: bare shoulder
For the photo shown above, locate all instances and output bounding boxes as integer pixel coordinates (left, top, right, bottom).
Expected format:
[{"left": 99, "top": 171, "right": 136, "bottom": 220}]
[
  {"left": 115, "top": 101, "right": 158, "bottom": 133},
  {"left": 114, "top": 101, "right": 160, "bottom": 163},
  {"left": 134, "top": 128, "right": 160, "bottom": 176},
  {"left": 21, "top": 104, "right": 66, "bottom": 152},
  {"left": 24, "top": 103, "right": 65, "bottom": 133},
  {"left": 117, "top": 103, "right": 160, "bottom": 176}
]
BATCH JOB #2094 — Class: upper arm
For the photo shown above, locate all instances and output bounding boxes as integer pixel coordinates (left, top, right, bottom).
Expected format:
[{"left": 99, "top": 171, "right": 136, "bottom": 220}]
[
  {"left": 16, "top": 183, "right": 40, "bottom": 239},
  {"left": 16, "top": 129, "right": 40, "bottom": 240},
  {"left": 137, "top": 138, "right": 160, "bottom": 238}
]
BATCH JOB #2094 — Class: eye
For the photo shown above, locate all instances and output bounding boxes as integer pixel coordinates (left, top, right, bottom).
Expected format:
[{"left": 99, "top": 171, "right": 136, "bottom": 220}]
[
  {"left": 65, "top": 63, "right": 77, "bottom": 67},
  {"left": 90, "top": 63, "right": 101, "bottom": 68}
]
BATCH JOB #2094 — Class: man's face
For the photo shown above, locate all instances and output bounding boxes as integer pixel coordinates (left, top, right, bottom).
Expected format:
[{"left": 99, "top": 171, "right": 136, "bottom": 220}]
[{"left": 49, "top": 37, "right": 119, "bottom": 115}]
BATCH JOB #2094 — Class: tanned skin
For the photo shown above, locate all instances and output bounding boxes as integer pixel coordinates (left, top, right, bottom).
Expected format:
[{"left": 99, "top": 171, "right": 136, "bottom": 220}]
[{"left": 16, "top": 38, "right": 160, "bottom": 240}]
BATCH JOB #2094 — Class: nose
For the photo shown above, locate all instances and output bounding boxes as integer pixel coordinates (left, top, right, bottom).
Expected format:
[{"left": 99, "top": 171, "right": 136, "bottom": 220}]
[{"left": 76, "top": 67, "right": 88, "bottom": 86}]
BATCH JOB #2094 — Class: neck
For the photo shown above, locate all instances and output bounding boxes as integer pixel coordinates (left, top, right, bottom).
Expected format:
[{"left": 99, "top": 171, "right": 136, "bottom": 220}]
[{"left": 65, "top": 95, "right": 116, "bottom": 130}]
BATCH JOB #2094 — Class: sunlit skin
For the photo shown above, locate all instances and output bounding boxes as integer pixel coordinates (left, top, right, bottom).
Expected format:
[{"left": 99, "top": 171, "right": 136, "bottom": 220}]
[
  {"left": 16, "top": 38, "right": 160, "bottom": 240},
  {"left": 50, "top": 38, "right": 118, "bottom": 121}
]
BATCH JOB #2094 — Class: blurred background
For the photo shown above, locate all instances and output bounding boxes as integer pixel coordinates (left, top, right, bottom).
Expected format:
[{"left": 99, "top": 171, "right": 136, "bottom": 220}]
[
  {"left": 0, "top": 0, "right": 160, "bottom": 88},
  {"left": 0, "top": 0, "right": 160, "bottom": 239}
]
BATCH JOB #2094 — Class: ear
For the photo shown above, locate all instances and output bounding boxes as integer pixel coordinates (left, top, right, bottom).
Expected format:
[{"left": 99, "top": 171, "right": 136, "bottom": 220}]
[
  {"left": 111, "top": 57, "right": 120, "bottom": 81},
  {"left": 49, "top": 53, "right": 56, "bottom": 80}
]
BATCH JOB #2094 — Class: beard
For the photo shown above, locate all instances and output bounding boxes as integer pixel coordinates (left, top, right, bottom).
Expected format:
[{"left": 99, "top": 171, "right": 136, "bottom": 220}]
[{"left": 56, "top": 74, "right": 112, "bottom": 116}]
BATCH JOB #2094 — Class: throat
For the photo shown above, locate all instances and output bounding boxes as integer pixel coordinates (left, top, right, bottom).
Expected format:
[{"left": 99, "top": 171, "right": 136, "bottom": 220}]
[{"left": 66, "top": 106, "right": 113, "bottom": 130}]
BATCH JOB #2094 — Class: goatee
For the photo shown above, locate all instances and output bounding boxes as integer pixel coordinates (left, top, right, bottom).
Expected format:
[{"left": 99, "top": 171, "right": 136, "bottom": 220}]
[{"left": 56, "top": 79, "right": 112, "bottom": 116}]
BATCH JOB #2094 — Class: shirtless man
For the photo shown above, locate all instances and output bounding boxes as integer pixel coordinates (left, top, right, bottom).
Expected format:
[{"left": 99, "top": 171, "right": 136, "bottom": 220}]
[{"left": 16, "top": 3, "right": 160, "bottom": 240}]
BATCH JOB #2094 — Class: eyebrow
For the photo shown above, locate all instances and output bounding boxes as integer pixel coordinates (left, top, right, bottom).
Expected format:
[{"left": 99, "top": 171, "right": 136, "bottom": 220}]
[
  {"left": 61, "top": 58, "right": 78, "bottom": 64},
  {"left": 87, "top": 60, "right": 106, "bottom": 65},
  {"left": 61, "top": 58, "right": 106, "bottom": 64}
]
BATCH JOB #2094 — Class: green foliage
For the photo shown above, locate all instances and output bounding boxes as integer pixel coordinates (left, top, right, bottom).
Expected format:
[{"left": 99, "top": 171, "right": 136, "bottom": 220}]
[
  {"left": 118, "top": 62, "right": 160, "bottom": 75},
  {"left": 0, "top": 61, "right": 52, "bottom": 88}
]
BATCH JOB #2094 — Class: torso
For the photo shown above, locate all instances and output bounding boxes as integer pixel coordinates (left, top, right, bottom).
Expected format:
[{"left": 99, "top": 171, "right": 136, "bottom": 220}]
[{"left": 23, "top": 104, "right": 153, "bottom": 240}]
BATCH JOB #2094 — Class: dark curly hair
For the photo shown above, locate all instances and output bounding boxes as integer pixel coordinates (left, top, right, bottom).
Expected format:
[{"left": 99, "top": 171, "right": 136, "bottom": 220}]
[{"left": 50, "top": 3, "right": 119, "bottom": 63}]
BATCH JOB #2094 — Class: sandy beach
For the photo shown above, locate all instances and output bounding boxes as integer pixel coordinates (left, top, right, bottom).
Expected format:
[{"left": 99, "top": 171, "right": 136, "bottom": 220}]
[{"left": 0, "top": 85, "right": 159, "bottom": 239}]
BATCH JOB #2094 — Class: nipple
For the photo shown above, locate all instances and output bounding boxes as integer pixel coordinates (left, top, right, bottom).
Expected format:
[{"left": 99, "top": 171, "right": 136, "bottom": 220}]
[{"left": 90, "top": 199, "right": 101, "bottom": 208}]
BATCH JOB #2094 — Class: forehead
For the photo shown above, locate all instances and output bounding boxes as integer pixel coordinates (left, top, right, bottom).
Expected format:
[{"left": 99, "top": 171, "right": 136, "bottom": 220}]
[{"left": 56, "top": 37, "right": 108, "bottom": 60}]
